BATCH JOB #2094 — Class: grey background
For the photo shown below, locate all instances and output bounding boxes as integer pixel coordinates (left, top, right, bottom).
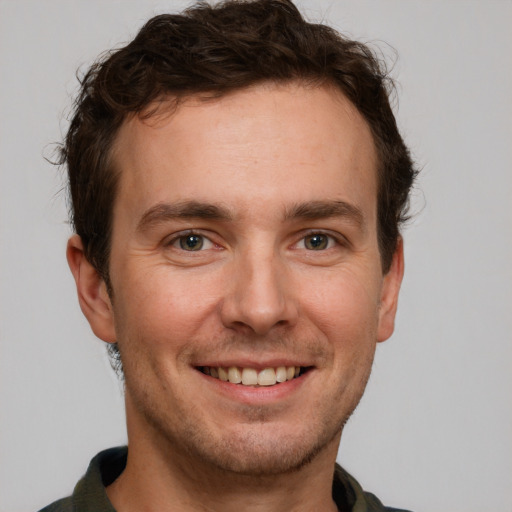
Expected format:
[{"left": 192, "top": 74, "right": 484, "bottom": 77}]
[{"left": 1, "top": 1, "right": 511, "bottom": 511}]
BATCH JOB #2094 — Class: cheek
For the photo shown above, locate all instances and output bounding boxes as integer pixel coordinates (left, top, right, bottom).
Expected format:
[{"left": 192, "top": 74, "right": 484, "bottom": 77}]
[
  {"left": 297, "top": 267, "right": 381, "bottom": 371},
  {"left": 112, "top": 266, "right": 223, "bottom": 350},
  {"left": 299, "top": 267, "right": 381, "bottom": 332}
]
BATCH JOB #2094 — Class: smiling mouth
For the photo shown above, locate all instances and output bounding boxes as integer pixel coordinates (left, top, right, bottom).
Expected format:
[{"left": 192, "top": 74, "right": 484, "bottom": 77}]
[{"left": 198, "top": 366, "right": 310, "bottom": 387}]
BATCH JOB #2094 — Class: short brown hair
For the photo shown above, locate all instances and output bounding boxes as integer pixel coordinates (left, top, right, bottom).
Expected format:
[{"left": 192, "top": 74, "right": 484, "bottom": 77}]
[{"left": 62, "top": 0, "right": 416, "bottom": 283}]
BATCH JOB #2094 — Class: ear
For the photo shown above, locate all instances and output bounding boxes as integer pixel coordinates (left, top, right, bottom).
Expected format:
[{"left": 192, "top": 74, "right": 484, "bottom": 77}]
[
  {"left": 377, "top": 238, "right": 405, "bottom": 343},
  {"left": 66, "top": 234, "right": 117, "bottom": 343}
]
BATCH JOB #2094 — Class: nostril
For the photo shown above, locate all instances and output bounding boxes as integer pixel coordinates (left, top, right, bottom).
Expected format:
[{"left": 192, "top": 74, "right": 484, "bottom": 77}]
[{"left": 219, "top": 267, "right": 298, "bottom": 335}]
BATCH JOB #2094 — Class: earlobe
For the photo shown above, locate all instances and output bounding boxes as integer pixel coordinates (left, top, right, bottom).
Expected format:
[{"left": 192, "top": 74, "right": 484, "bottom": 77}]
[
  {"left": 377, "top": 238, "right": 405, "bottom": 343},
  {"left": 66, "top": 235, "right": 117, "bottom": 343}
]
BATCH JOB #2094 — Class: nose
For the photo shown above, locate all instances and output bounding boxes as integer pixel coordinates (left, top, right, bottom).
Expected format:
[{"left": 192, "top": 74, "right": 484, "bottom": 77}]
[{"left": 220, "top": 249, "right": 299, "bottom": 335}]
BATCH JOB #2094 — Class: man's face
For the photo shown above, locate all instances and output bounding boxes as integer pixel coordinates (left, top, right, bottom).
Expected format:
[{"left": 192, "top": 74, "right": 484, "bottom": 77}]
[{"left": 92, "top": 83, "right": 402, "bottom": 475}]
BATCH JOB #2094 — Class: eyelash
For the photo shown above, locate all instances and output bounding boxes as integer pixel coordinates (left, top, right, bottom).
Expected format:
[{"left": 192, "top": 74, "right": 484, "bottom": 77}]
[
  {"left": 294, "top": 230, "right": 344, "bottom": 251},
  {"left": 165, "top": 229, "right": 345, "bottom": 252},
  {"left": 166, "top": 230, "right": 216, "bottom": 251}
]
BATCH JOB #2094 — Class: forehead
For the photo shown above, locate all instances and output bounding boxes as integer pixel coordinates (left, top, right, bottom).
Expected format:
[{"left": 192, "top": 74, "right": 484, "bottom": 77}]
[{"left": 111, "top": 82, "right": 378, "bottom": 225}]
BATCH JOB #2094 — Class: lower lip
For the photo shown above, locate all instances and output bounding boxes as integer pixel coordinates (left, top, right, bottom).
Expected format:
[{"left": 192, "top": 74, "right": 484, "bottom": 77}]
[{"left": 197, "top": 369, "right": 311, "bottom": 405}]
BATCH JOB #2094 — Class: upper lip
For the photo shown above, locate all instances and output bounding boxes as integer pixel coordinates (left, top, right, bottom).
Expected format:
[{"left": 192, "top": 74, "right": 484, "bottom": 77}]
[{"left": 194, "top": 359, "right": 311, "bottom": 370}]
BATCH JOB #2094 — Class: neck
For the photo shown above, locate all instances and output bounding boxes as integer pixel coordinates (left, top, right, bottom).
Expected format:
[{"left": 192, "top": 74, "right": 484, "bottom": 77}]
[{"left": 107, "top": 401, "right": 341, "bottom": 512}]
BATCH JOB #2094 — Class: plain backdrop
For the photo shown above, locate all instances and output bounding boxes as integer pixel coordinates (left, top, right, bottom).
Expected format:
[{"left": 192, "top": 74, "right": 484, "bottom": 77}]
[{"left": 1, "top": 1, "right": 511, "bottom": 511}]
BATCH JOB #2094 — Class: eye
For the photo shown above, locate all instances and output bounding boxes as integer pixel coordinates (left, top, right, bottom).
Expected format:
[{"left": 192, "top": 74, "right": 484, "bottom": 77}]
[
  {"left": 300, "top": 233, "right": 337, "bottom": 251},
  {"left": 304, "top": 234, "right": 329, "bottom": 250},
  {"left": 172, "top": 233, "right": 214, "bottom": 251}
]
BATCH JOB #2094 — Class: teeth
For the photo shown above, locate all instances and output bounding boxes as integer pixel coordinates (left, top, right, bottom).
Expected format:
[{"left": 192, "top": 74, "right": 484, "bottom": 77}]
[
  {"left": 228, "top": 366, "right": 242, "bottom": 384},
  {"left": 276, "top": 366, "right": 287, "bottom": 383},
  {"left": 257, "top": 368, "right": 276, "bottom": 386},
  {"left": 241, "top": 368, "right": 258, "bottom": 385},
  {"left": 202, "top": 365, "right": 303, "bottom": 386}
]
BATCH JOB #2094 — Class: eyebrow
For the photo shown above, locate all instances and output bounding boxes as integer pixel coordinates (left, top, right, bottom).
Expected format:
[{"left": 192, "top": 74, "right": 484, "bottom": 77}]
[
  {"left": 137, "top": 200, "right": 233, "bottom": 232},
  {"left": 284, "top": 200, "right": 365, "bottom": 229},
  {"left": 137, "top": 199, "right": 365, "bottom": 232}
]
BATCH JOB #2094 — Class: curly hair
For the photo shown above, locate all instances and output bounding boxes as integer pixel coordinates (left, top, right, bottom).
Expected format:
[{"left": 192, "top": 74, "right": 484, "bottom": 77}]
[{"left": 61, "top": 0, "right": 416, "bottom": 371}]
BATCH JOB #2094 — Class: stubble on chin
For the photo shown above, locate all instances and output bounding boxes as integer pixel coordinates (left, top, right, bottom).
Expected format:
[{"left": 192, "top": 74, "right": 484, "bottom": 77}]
[
  {"left": 121, "top": 331, "right": 375, "bottom": 479},
  {"left": 130, "top": 380, "right": 358, "bottom": 479},
  {"left": 173, "top": 416, "right": 344, "bottom": 477}
]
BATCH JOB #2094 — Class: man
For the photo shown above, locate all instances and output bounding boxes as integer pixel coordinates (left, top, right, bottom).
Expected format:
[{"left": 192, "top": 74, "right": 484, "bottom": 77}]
[{"left": 41, "top": 0, "right": 416, "bottom": 510}]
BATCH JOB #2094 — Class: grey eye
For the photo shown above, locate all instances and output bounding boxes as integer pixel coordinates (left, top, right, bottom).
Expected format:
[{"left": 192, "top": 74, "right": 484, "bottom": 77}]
[
  {"left": 179, "top": 234, "right": 204, "bottom": 251},
  {"left": 304, "top": 234, "right": 329, "bottom": 250}
]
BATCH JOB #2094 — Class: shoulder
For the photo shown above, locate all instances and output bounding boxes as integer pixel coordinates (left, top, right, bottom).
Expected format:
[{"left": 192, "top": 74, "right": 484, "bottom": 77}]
[
  {"left": 37, "top": 496, "right": 73, "bottom": 512},
  {"left": 36, "top": 447, "right": 126, "bottom": 512},
  {"left": 364, "top": 490, "right": 414, "bottom": 512},
  {"left": 334, "top": 464, "right": 414, "bottom": 512}
]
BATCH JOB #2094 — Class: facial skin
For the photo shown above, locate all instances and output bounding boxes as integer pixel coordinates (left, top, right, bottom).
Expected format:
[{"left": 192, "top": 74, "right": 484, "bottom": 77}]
[{"left": 68, "top": 82, "right": 403, "bottom": 511}]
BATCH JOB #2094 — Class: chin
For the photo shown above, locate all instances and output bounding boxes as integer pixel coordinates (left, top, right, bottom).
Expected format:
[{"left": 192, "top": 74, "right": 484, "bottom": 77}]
[{"left": 172, "top": 419, "right": 343, "bottom": 477}]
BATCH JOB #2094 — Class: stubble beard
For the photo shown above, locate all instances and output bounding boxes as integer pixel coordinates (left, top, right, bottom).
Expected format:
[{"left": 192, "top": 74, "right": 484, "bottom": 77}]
[
  {"left": 125, "top": 365, "right": 372, "bottom": 479},
  {"left": 173, "top": 408, "right": 343, "bottom": 477},
  {"left": 120, "top": 328, "right": 376, "bottom": 479}
]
